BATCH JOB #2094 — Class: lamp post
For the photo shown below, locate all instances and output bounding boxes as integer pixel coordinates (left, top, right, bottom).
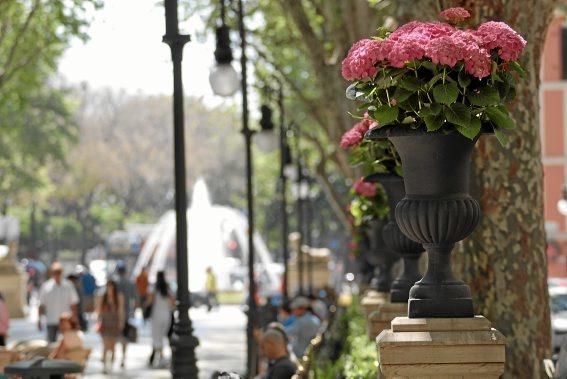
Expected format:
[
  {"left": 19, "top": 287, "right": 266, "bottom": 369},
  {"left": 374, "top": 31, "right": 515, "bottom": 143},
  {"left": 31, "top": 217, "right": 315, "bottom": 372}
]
[
  {"left": 162, "top": 1, "right": 199, "bottom": 377},
  {"left": 258, "top": 78, "right": 291, "bottom": 302},
  {"left": 303, "top": 175, "right": 314, "bottom": 296},
  {"left": 209, "top": 0, "right": 258, "bottom": 375},
  {"left": 289, "top": 123, "right": 305, "bottom": 296}
]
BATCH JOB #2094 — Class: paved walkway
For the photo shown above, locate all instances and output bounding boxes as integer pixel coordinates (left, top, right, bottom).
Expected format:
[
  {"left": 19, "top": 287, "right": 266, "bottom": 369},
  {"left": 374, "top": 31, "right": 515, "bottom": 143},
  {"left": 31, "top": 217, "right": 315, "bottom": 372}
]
[{"left": 8, "top": 305, "right": 246, "bottom": 378}]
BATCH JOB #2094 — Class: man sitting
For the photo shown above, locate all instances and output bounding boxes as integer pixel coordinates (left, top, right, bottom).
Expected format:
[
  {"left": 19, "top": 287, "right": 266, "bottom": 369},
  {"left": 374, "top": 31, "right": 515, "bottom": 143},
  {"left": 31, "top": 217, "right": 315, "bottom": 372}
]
[
  {"left": 261, "top": 328, "right": 297, "bottom": 379},
  {"left": 286, "top": 297, "right": 321, "bottom": 358}
]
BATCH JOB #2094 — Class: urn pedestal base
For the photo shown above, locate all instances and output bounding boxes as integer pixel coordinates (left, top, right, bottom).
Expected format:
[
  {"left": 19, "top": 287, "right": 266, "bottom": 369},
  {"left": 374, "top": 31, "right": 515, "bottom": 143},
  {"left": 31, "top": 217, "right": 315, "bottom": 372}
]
[
  {"left": 361, "top": 291, "right": 388, "bottom": 318},
  {"left": 0, "top": 258, "right": 27, "bottom": 318},
  {"left": 367, "top": 302, "right": 406, "bottom": 340},
  {"left": 376, "top": 316, "right": 505, "bottom": 379}
]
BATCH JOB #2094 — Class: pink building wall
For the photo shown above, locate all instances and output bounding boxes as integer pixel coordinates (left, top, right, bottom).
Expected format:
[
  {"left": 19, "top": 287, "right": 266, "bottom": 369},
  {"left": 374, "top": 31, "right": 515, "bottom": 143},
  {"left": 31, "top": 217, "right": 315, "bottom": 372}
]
[{"left": 542, "top": 17, "right": 567, "bottom": 277}]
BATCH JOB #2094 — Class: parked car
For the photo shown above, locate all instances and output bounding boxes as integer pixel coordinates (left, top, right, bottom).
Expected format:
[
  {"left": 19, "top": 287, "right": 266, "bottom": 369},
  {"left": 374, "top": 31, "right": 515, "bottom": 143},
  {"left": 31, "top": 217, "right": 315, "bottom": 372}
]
[{"left": 550, "top": 285, "right": 567, "bottom": 352}]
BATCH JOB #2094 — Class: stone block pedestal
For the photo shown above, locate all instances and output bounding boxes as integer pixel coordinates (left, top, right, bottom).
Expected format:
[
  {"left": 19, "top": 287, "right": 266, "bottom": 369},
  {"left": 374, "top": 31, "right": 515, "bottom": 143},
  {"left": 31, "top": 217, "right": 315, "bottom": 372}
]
[
  {"left": 367, "top": 302, "right": 406, "bottom": 340},
  {"left": 361, "top": 291, "right": 388, "bottom": 318},
  {"left": 376, "top": 316, "right": 505, "bottom": 379},
  {"left": 0, "top": 254, "right": 27, "bottom": 318}
]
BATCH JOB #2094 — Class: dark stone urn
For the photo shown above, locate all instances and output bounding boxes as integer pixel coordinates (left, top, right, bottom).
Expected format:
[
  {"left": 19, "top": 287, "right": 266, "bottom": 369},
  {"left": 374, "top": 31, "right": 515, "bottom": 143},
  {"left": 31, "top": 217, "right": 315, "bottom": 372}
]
[
  {"left": 366, "top": 173, "right": 424, "bottom": 303},
  {"left": 356, "top": 228, "right": 375, "bottom": 286},
  {"left": 367, "top": 126, "right": 481, "bottom": 318},
  {"left": 364, "top": 218, "right": 399, "bottom": 293}
]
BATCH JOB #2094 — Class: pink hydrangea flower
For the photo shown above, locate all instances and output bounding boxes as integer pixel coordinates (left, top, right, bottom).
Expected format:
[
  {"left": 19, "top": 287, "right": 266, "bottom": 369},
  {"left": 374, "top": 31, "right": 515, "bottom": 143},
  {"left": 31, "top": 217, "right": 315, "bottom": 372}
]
[
  {"left": 425, "top": 35, "right": 463, "bottom": 67},
  {"left": 391, "top": 22, "right": 455, "bottom": 41},
  {"left": 475, "top": 21, "right": 527, "bottom": 61},
  {"left": 340, "top": 128, "right": 364, "bottom": 149},
  {"left": 464, "top": 45, "right": 492, "bottom": 78},
  {"left": 388, "top": 33, "right": 428, "bottom": 67},
  {"left": 439, "top": 7, "right": 471, "bottom": 24},
  {"left": 340, "top": 114, "right": 378, "bottom": 149},
  {"left": 353, "top": 178, "right": 377, "bottom": 198},
  {"left": 341, "top": 39, "right": 389, "bottom": 80}
]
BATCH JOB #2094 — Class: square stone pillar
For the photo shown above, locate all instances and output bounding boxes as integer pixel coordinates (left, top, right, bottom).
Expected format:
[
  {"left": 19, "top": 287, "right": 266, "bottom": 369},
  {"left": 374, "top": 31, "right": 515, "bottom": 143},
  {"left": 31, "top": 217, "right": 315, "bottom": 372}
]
[
  {"left": 376, "top": 316, "right": 506, "bottom": 378},
  {"left": 367, "top": 302, "right": 406, "bottom": 340},
  {"left": 361, "top": 290, "right": 388, "bottom": 318},
  {"left": 0, "top": 244, "right": 27, "bottom": 318}
]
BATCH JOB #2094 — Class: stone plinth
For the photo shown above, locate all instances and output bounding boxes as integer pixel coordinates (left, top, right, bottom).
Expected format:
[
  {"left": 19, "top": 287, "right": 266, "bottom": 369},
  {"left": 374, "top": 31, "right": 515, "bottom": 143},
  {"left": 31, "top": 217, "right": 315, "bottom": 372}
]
[
  {"left": 288, "top": 247, "right": 332, "bottom": 293},
  {"left": 0, "top": 243, "right": 27, "bottom": 318},
  {"left": 376, "top": 316, "right": 505, "bottom": 379},
  {"left": 361, "top": 291, "right": 388, "bottom": 318},
  {"left": 367, "top": 302, "right": 406, "bottom": 340}
]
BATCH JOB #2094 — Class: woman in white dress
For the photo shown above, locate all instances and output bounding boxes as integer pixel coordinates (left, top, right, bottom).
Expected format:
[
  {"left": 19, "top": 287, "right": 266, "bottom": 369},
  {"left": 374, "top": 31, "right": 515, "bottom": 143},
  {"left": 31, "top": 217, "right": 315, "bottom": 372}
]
[{"left": 147, "top": 271, "right": 174, "bottom": 367}]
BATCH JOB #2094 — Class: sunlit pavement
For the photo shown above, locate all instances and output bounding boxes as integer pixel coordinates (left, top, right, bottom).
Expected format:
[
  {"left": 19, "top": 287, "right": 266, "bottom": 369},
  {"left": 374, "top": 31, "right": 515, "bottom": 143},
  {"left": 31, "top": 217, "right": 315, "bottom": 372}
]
[{"left": 8, "top": 304, "right": 246, "bottom": 378}]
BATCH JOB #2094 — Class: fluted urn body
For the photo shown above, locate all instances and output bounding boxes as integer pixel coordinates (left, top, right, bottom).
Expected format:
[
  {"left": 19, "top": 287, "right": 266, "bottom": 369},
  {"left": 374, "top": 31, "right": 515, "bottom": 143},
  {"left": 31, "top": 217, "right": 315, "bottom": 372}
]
[
  {"left": 365, "top": 218, "right": 399, "bottom": 292},
  {"left": 368, "top": 126, "right": 480, "bottom": 318},
  {"left": 367, "top": 173, "right": 424, "bottom": 303}
]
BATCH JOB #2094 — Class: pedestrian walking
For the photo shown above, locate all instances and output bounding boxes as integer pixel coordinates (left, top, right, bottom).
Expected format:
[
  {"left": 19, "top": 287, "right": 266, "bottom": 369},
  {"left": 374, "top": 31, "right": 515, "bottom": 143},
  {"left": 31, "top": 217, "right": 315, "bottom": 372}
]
[
  {"left": 135, "top": 266, "right": 149, "bottom": 309},
  {"left": 205, "top": 266, "right": 218, "bottom": 311},
  {"left": 67, "top": 273, "right": 87, "bottom": 331},
  {"left": 115, "top": 261, "right": 139, "bottom": 368},
  {"left": 49, "top": 313, "right": 84, "bottom": 359},
  {"left": 38, "top": 262, "right": 79, "bottom": 343},
  {"left": 146, "top": 271, "right": 174, "bottom": 367},
  {"left": 0, "top": 292, "right": 9, "bottom": 347},
  {"left": 79, "top": 266, "right": 97, "bottom": 314},
  {"left": 96, "top": 279, "right": 124, "bottom": 374}
]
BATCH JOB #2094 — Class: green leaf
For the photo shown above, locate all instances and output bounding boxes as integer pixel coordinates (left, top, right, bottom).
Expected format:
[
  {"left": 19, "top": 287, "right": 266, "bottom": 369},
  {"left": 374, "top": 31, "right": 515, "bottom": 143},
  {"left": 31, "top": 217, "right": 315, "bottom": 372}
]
[
  {"left": 376, "top": 76, "right": 397, "bottom": 89},
  {"left": 398, "top": 95, "right": 420, "bottom": 112},
  {"left": 458, "top": 70, "right": 471, "bottom": 88},
  {"left": 432, "top": 82, "right": 459, "bottom": 105},
  {"left": 398, "top": 77, "right": 422, "bottom": 91},
  {"left": 444, "top": 103, "right": 471, "bottom": 128},
  {"left": 485, "top": 106, "right": 515, "bottom": 129},
  {"left": 467, "top": 86, "right": 500, "bottom": 106},
  {"left": 393, "top": 87, "right": 413, "bottom": 103},
  {"left": 419, "top": 103, "right": 442, "bottom": 117},
  {"left": 510, "top": 61, "right": 526, "bottom": 78},
  {"left": 454, "top": 116, "right": 482, "bottom": 140},
  {"left": 427, "top": 73, "right": 444, "bottom": 88},
  {"left": 421, "top": 61, "right": 437, "bottom": 72},
  {"left": 493, "top": 126, "right": 510, "bottom": 147},
  {"left": 424, "top": 114, "right": 444, "bottom": 131},
  {"left": 373, "top": 105, "right": 399, "bottom": 125}
]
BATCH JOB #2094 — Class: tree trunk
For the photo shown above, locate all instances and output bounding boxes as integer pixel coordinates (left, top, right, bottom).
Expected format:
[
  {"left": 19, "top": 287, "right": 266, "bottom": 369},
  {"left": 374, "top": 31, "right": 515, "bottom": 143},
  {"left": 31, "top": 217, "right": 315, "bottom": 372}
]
[{"left": 397, "top": 1, "right": 557, "bottom": 377}]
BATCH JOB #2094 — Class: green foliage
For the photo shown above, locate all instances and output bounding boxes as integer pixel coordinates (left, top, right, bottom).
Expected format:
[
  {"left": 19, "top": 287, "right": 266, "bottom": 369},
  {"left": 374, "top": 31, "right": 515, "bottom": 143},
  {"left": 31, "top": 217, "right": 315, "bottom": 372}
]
[
  {"left": 348, "top": 58, "right": 523, "bottom": 144},
  {"left": 349, "top": 185, "right": 389, "bottom": 227},
  {"left": 0, "top": 0, "right": 102, "bottom": 195},
  {"left": 310, "top": 299, "right": 378, "bottom": 379}
]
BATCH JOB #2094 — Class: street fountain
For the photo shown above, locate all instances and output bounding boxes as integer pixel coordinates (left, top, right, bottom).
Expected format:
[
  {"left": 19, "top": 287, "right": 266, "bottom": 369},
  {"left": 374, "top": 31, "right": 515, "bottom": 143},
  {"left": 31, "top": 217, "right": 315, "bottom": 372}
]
[{"left": 133, "top": 178, "right": 281, "bottom": 295}]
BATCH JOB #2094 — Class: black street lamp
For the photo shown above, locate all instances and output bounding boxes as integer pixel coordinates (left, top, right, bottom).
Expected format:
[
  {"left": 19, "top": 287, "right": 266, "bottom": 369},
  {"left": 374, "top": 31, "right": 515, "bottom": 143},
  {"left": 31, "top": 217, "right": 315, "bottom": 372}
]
[
  {"left": 209, "top": 0, "right": 258, "bottom": 375},
  {"left": 258, "top": 78, "right": 291, "bottom": 302},
  {"left": 162, "top": 1, "right": 199, "bottom": 378},
  {"left": 302, "top": 174, "right": 314, "bottom": 296},
  {"left": 289, "top": 123, "right": 306, "bottom": 296}
]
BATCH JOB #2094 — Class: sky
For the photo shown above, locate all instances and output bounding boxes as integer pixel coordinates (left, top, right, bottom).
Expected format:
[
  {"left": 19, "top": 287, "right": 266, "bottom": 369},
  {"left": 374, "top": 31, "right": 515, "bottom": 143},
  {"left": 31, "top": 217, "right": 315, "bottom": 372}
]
[{"left": 59, "top": 0, "right": 222, "bottom": 105}]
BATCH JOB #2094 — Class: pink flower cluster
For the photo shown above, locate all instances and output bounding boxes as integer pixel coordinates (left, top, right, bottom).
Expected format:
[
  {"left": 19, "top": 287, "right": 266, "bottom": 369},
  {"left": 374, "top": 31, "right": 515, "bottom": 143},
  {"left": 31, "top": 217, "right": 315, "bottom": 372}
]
[
  {"left": 353, "top": 178, "right": 377, "bottom": 198},
  {"left": 341, "top": 9, "right": 526, "bottom": 80},
  {"left": 439, "top": 7, "right": 471, "bottom": 24},
  {"left": 341, "top": 39, "right": 389, "bottom": 81},
  {"left": 476, "top": 21, "right": 527, "bottom": 62},
  {"left": 340, "top": 114, "right": 378, "bottom": 149}
]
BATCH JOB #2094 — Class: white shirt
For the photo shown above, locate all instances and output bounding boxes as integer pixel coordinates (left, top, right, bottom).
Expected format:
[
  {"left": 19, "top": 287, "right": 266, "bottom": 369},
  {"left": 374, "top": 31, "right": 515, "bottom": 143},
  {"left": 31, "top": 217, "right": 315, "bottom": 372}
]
[{"left": 39, "top": 279, "right": 79, "bottom": 325}]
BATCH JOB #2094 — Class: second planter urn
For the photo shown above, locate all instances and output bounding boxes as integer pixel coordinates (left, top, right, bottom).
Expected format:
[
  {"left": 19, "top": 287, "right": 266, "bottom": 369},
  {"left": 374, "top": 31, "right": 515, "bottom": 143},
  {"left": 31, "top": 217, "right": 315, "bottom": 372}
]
[
  {"left": 368, "top": 126, "right": 481, "bottom": 318},
  {"left": 366, "top": 173, "right": 423, "bottom": 303}
]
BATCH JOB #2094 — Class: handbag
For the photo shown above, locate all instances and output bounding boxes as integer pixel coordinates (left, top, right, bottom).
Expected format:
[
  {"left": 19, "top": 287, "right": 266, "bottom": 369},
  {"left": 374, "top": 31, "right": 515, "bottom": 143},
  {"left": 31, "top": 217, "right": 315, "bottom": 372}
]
[
  {"left": 123, "top": 321, "right": 138, "bottom": 343},
  {"left": 143, "top": 303, "right": 153, "bottom": 319}
]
